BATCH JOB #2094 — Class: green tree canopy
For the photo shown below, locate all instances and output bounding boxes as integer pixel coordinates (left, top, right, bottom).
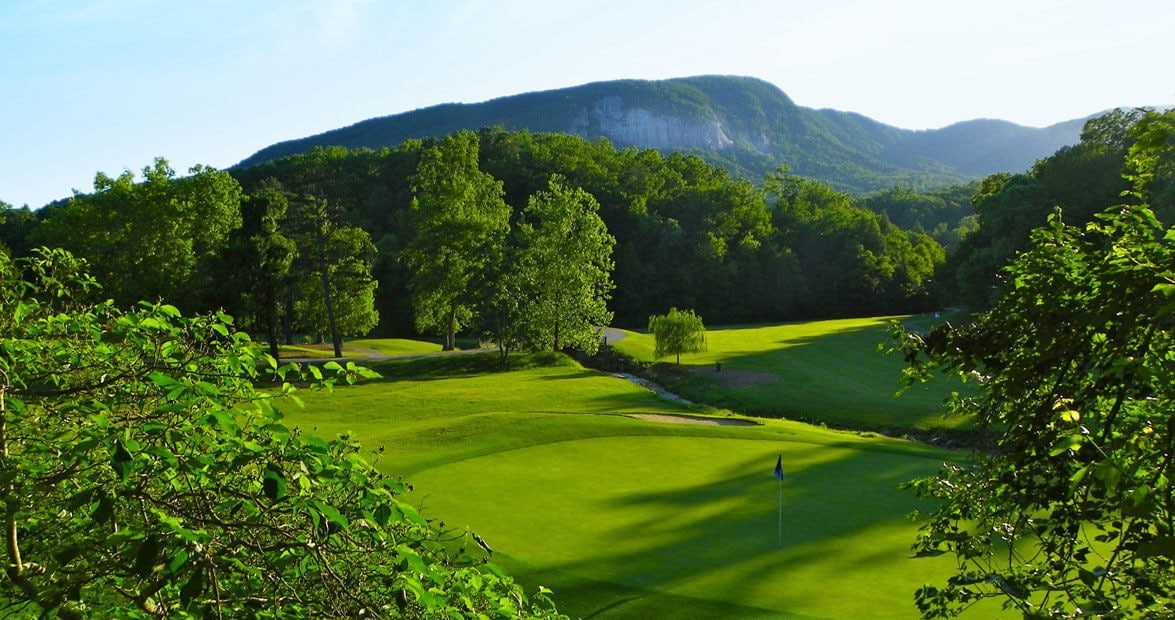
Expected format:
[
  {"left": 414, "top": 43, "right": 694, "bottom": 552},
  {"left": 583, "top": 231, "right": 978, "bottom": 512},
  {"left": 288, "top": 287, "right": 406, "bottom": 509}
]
[
  {"left": 649, "top": 307, "right": 707, "bottom": 364},
  {"left": 285, "top": 194, "right": 379, "bottom": 355},
  {"left": 941, "top": 110, "right": 1148, "bottom": 309},
  {"left": 894, "top": 111, "right": 1175, "bottom": 618},
  {"left": 30, "top": 158, "right": 242, "bottom": 310},
  {"left": 212, "top": 184, "right": 298, "bottom": 360},
  {"left": 512, "top": 176, "right": 615, "bottom": 354},
  {"left": 401, "top": 131, "right": 510, "bottom": 349},
  {"left": 0, "top": 247, "right": 563, "bottom": 619}
]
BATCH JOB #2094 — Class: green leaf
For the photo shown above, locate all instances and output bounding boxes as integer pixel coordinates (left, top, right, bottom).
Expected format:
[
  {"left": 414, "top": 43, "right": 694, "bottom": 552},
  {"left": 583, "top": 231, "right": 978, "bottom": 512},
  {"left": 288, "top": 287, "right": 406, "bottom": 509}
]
[
  {"left": 54, "top": 545, "right": 85, "bottom": 566},
  {"left": 313, "top": 501, "right": 348, "bottom": 530},
  {"left": 112, "top": 441, "right": 133, "bottom": 481},
  {"left": 1136, "top": 537, "right": 1175, "bottom": 559},
  {"left": 395, "top": 544, "right": 432, "bottom": 578},
  {"left": 373, "top": 503, "right": 395, "bottom": 528},
  {"left": 134, "top": 535, "right": 161, "bottom": 578},
  {"left": 1095, "top": 462, "right": 1123, "bottom": 493},
  {"left": 263, "top": 465, "right": 287, "bottom": 502},
  {"left": 165, "top": 549, "right": 190, "bottom": 576},
  {"left": 92, "top": 492, "right": 114, "bottom": 524},
  {"left": 180, "top": 569, "right": 204, "bottom": 607},
  {"left": 66, "top": 488, "right": 95, "bottom": 511},
  {"left": 1049, "top": 434, "right": 1083, "bottom": 457},
  {"left": 303, "top": 435, "right": 329, "bottom": 453}
]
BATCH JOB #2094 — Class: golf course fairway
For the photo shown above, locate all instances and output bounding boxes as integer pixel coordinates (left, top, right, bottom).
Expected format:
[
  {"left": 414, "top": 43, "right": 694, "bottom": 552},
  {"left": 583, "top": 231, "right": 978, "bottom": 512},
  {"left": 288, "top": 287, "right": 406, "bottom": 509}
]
[
  {"left": 408, "top": 433, "right": 971, "bottom": 619},
  {"left": 280, "top": 320, "right": 1010, "bottom": 618}
]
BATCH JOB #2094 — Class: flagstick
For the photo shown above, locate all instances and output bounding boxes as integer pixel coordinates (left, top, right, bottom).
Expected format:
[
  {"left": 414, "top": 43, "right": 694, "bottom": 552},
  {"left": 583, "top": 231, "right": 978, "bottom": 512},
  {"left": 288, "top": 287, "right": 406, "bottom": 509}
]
[{"left": 777, "top": 475, "right": 783, "bottom": 547}]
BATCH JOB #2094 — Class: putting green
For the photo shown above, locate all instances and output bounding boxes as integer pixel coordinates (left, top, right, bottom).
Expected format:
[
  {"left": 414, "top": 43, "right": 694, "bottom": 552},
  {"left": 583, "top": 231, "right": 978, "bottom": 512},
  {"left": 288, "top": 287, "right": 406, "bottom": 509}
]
[{"left": 409, "top": 434, "right": 971, "bottom": 619}]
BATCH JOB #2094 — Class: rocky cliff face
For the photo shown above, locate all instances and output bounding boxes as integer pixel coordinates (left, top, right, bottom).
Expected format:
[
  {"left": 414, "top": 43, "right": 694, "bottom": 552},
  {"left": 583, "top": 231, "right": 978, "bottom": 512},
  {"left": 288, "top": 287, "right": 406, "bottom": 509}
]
[
  {"left": 566, "top": 96, "right": 737, "bottom": 152},
  {"left": 235, "top": 75, "right": 1091, "bottom": 192}
]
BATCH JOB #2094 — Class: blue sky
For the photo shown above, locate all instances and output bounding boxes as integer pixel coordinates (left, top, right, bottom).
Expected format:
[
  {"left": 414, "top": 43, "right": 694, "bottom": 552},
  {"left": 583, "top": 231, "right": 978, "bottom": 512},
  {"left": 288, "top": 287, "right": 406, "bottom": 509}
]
[{"left": 2, "top": 0, "right": 1172, "bottom": 209}]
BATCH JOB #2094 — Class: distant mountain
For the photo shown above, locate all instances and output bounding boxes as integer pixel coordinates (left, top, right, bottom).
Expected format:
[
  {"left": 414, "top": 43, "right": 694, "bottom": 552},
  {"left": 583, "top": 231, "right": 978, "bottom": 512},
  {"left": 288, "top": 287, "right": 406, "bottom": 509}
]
[{"left": 235, "top": 75, "right": 1093, "bottom": 193}]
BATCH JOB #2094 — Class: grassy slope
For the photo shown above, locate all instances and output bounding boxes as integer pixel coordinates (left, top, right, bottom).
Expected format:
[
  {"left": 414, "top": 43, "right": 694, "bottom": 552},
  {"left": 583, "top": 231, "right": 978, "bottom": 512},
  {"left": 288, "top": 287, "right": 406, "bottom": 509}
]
[
  {"left": 277, "top": 337, "right": 444, "bottom": 359},
  {"left": 611, "top": 316, "right": 970, "bottom": 432},
  {"left": 279, "top": 321, "right": 1000, "bottom": 619}
]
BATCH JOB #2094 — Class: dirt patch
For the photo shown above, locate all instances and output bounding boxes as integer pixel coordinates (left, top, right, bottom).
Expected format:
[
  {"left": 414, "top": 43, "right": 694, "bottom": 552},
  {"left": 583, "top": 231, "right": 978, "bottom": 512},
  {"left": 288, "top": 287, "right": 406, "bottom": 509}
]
[
  {"left": 627, "top": 414, "right": 759, "bottom": 426},
  {"left": 699, "top": 368, "right": 778, "bottom": 389}
]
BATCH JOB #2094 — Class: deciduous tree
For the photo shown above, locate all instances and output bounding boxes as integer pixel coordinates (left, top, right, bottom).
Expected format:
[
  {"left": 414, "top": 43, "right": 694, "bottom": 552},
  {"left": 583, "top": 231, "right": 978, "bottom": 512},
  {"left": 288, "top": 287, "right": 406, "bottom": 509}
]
[
  {"left": 30, "top": 158, "right": 242, "bottom": 310},
  {"left": 401, "top": 131, "right": 510, "bottom": 350},
  {"left": 286, "top": 194, "right": 379, "bottom": 357},
  {"left": 649, "top": 307, "right": 707, "bottom": 364},
  {"left": 214, "top": 184, "right": 298, "bottom": 360},
  {"left": 513, "top": 176, "right": 614, "bottom": 354}
]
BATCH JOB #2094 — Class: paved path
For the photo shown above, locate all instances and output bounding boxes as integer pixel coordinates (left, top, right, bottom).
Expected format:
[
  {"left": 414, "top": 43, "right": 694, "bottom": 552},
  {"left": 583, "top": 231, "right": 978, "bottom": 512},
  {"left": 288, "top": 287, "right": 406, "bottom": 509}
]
[{"left": 601, "top": 327, "right": 626, "bottom": 346}]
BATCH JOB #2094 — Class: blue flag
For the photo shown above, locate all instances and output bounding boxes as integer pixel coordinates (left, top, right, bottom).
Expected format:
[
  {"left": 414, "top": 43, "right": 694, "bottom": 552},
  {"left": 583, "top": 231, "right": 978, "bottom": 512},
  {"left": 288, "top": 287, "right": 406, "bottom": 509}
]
[{"left": 774, "top": 455, "right": 784, "bottom": 480}]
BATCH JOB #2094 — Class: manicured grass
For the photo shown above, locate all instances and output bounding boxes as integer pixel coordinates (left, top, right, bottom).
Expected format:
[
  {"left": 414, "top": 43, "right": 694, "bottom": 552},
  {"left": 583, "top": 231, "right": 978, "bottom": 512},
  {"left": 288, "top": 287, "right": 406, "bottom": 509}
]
[
  {"left": 346, "top": 337, "right": 445, "bottom": 356},
  {"left": 276, "top": 337, "right": 445, "bottom": 359},
  {"left": 410, "top": 435, "right": 958, "bottom": 619},
  {"left": 279, "top": 335, "right": 1004, "bottom": 619},
  {"left": 280, "top": 352, "right": 763, "bottom": 475},
  {"left": 611, "top": 316, "right": 970, "bottom": 432}
]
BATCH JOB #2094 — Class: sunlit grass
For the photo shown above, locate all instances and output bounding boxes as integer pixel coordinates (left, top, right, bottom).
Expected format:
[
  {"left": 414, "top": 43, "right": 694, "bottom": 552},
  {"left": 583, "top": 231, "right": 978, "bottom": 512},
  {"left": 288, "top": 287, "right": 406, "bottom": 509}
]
[
  {"left": 277, "top": 340, "right": 999, "bottom": 618},
  {"left": 272, "top": 337, "right": 445, "bottom": 359},
  {"left": 411, "top": 434, "right": 959, "bottom": 619},
  {"left": 346, "top": 337, "right": 444, "bottom": 356},
  {"left": 611, "top": 316, "right": 971, "bottom": 432}
]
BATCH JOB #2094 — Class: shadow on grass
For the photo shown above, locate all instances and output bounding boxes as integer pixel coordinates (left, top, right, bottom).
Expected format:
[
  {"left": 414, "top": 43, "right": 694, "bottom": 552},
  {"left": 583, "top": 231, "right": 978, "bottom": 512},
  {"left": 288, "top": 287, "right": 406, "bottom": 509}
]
[
  {"left": 361, "top": 351, "right": 575, "bottom": 383},
  {"left": 523, "top": 442, "right": 946, "bottom": 619},
  {"left": 643, "top": 319, "right": 972, "bottom": 436},
  {"left": 501, "top": 556, "right": 796, "bottom": 619}
]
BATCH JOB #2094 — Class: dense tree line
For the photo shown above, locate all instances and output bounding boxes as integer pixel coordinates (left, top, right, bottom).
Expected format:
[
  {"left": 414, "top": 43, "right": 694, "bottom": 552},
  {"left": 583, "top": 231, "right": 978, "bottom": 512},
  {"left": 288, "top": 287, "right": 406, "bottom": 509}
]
[
  {"left": 860, "top": 183, "right": 979, "bottom": 249},
  {"left": 6, "top": 110, "right": 1169, "bottom": 339},
  {"left": 1, "top": 128, "right": 949, "bottom": 348},
  {"left": 231, "top": 128, "right": 944, "bottom": 332}
]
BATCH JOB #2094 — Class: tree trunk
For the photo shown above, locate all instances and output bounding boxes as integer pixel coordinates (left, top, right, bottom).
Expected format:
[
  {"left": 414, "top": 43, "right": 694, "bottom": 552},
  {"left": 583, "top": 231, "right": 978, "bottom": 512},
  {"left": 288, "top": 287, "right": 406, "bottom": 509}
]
[
  {"left": 320, "top": 267, "right": 342, "bottom": 358},
  {"left": 263, "top": 289, "right": 281, "bottom": 362},
  {"left": 266, "top": 320, "right": 281, "bottom": 362},
  {"left": 444, "top": 307, "right": 456, "bottom": 351}
]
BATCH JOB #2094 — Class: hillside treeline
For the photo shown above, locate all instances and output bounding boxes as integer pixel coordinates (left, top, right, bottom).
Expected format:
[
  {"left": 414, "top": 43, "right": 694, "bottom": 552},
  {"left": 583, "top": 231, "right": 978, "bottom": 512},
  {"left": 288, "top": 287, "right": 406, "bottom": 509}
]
[
  {"left": 231, "top": 128, "right": 945, "bottom": 331},
  {"left": 2, "top": 110, "right": 1167, "bottom": 344},
  {"left": 0, "top": 128, "right": 945, "bottom": 341},
  {"left": 936, "top": 108, "right": 1174, "bottom": 307}
]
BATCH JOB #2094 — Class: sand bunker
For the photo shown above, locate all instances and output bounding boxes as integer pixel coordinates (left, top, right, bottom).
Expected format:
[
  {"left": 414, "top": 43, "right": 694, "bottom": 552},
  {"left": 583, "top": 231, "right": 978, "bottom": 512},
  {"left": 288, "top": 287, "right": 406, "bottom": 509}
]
[{"left": 627, "top": 414, "right": 758, "bottom": 426}]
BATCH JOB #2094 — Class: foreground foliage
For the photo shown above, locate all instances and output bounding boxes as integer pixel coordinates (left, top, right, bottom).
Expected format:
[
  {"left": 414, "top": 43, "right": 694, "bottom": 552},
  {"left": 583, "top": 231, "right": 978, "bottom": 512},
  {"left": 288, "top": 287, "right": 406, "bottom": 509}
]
[
  {"left": 0, "top": 249, "right": 562, "bottom": 618},
  {"left": 895, "top": 111, "right": 1174, "bottom": 617}
]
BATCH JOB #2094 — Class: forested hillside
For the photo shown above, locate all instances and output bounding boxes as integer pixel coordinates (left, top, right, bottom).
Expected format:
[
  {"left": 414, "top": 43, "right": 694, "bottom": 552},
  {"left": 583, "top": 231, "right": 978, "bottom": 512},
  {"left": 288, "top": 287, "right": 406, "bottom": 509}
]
[
  {"left": 3, "top": 129, "right": 944, "bottom": 345},
  {"left": 230, "top": 129, "right": 943, "bottom": 334},
  {"left": 937, "top": 108, "right": 1174, "bottom": 306},
  {"left": 4, "top": 109, "right": 1168, "bottom": 350},
  {"left": 236, "top": 76, "right": 1090, "bottom": 193}
]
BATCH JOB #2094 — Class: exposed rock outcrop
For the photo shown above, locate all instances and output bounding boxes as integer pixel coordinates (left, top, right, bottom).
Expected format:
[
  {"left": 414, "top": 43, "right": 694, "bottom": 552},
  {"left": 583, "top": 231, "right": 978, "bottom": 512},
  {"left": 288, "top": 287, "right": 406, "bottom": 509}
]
[{"left": 567, "top": 96, "right": 735, "bottom": 151}]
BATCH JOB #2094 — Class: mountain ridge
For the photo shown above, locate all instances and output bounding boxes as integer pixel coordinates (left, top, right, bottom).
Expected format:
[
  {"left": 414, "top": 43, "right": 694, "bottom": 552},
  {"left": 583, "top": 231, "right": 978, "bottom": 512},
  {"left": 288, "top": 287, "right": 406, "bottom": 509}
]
[{"left": 235, "top": 75, "right": 1095, "bottom": 193}]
